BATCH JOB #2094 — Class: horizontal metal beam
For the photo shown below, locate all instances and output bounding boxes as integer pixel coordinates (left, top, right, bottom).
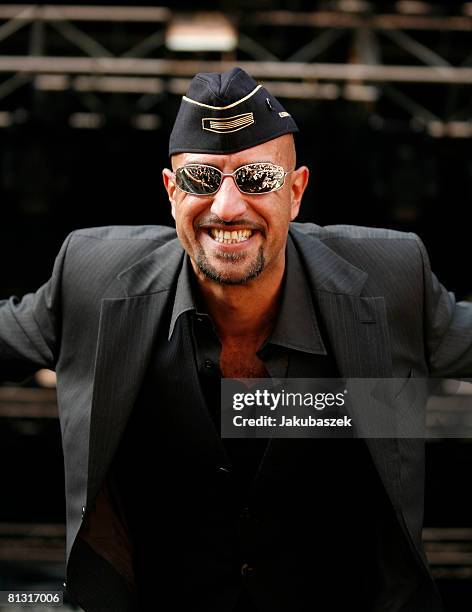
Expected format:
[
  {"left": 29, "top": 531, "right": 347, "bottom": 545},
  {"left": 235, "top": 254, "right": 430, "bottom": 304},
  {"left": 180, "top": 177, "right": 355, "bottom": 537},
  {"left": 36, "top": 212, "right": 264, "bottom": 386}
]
[
  {"left": 0, "top": 57, "right": 471, "bottom": 85},
  {"left": 251, "top": 10, "right": 472, "bottom": 31},
  {"left": 424, "top": 528, "right": 472, "bottom": 541},
  {"left": 0, "top": 387, "right": 56, "bottom": 402},
  {"left": 167, "top": 77, "right": 340, "bottom": 99},
  {"left": 0, "top": 386, "right": 57, "bottom": 418},
  {"left": 0, "top": 5, "right": 171, "bottom": 23},
  {"left": 0, "top": 7, "right": 469, "bottom": 32}
]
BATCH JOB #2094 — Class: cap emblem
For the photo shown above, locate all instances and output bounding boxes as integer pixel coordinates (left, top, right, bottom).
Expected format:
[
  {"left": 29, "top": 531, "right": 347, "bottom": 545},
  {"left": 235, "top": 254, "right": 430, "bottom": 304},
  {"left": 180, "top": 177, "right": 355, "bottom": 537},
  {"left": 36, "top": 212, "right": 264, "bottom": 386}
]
[{"left": 202, "top": 112, "right": 255, "bottom": 134}]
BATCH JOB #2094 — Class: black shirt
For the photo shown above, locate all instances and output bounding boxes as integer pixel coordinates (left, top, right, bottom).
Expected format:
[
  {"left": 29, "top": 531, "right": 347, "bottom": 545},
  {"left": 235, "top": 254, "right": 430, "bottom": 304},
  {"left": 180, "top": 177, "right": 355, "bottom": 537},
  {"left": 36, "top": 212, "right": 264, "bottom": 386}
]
[
  {"left": 168, "top": 236, "right": 338, "bottom": 499},
  {"left": 168, "top": 235, "right": 328, "bottom": 380}
]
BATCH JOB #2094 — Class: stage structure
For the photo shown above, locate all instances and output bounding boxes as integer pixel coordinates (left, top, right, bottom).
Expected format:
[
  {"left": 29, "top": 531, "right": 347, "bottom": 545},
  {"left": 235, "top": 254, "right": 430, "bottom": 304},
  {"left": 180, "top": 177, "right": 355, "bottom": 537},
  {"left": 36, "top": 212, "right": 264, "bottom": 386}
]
[{"left": 0, "top": 2, "right": 470, "bottom": 136}]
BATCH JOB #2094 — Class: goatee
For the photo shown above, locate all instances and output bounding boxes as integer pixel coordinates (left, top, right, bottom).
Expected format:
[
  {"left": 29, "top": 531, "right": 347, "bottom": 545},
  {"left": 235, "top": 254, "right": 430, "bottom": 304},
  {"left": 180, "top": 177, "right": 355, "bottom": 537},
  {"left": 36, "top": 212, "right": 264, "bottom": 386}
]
[{"left": 196, "top": 247, "right": 265, "bottom": 285}]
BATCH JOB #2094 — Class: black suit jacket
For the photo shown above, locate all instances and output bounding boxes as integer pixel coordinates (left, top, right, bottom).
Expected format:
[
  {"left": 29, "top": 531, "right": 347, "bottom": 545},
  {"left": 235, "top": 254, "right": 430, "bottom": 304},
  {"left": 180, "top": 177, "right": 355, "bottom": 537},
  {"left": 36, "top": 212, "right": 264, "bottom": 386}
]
[{"left": 1, "top": 222, "right": 471, "bottom": 610}]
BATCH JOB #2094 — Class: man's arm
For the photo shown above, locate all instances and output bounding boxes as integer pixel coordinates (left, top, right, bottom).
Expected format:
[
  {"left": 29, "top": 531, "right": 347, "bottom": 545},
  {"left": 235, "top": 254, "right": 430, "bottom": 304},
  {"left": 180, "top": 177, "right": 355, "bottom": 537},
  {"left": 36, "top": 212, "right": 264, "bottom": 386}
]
[
  {"left": 415, "top": 235, "right": 472, "bottom": 379},
  {"left": 0, "top": 232, "right": 73, "bottom": 382}
]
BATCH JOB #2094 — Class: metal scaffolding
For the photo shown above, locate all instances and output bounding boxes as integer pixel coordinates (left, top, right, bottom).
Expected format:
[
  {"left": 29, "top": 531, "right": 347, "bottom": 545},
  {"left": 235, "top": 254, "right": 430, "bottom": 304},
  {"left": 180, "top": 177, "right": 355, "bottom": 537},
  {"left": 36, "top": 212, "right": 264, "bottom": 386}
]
[{"left": 0, "top": 4, "right": 470, "bottom": 135}]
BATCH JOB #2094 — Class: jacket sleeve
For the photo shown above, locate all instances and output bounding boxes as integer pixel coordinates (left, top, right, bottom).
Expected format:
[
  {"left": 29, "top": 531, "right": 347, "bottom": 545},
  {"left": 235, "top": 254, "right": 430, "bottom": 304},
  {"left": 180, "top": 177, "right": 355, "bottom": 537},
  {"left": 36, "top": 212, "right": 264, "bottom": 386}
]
[
  {"left": 415, "top": 234, "right": 472, "bottom": 378},
  {"left": 0, "top": 232, "right": 73, "bottom": 382}
]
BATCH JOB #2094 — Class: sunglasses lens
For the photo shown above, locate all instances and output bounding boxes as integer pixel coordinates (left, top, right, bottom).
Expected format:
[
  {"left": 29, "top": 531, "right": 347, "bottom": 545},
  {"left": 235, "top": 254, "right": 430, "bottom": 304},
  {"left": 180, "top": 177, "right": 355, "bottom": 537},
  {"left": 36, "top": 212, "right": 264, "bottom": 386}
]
[
  {"left": 235, "top": 163, "right": 285, "bottom": 194},
  {"left": 175, "top": 165, "right": 221, "bottom": 195}
]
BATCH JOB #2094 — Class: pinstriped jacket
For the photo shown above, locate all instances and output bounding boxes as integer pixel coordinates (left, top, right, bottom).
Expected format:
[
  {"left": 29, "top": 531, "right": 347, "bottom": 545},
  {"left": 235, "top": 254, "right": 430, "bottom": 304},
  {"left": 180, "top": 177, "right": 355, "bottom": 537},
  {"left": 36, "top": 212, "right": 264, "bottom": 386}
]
[{"left": 1, "top": 222, "right": 471, "bottom": 610}]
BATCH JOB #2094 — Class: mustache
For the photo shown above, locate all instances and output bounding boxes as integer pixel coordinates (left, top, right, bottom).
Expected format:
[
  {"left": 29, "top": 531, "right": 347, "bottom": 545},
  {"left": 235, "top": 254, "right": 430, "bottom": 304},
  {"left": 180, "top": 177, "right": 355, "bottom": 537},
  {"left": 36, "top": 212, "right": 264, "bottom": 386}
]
[{"left": 196, "top": 215, "right": 266, "bottom": 234}]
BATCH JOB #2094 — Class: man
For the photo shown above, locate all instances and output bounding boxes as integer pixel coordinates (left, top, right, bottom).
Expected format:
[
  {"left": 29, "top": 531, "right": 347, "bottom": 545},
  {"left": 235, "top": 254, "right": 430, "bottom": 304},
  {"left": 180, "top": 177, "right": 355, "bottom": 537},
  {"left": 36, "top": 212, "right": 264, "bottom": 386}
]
[{"left": 1, "top": 67, "right": 471, "bottom": 611}]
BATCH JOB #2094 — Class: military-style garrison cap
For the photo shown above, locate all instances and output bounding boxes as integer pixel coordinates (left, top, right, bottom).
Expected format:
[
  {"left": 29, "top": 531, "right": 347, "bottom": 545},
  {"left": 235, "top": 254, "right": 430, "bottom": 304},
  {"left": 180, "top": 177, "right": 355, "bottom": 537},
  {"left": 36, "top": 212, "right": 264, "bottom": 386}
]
[{"left": 169, "top": 67, "right": 298, "bottom": 156}]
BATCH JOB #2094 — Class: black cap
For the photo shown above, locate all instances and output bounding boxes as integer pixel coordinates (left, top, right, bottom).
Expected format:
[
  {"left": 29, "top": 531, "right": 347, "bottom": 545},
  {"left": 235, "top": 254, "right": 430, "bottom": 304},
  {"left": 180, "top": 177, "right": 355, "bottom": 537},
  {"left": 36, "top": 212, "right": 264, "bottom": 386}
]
[{"left": 169, "top": 67, "right": 298, "bottom": 156}]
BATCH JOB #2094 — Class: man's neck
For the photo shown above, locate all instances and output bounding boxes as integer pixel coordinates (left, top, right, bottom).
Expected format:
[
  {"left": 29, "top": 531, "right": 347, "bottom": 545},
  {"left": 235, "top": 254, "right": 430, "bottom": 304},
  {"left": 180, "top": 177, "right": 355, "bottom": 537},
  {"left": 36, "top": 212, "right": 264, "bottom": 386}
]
[{"left": 193, "top": 262, "right": 285, "bottom": 342}]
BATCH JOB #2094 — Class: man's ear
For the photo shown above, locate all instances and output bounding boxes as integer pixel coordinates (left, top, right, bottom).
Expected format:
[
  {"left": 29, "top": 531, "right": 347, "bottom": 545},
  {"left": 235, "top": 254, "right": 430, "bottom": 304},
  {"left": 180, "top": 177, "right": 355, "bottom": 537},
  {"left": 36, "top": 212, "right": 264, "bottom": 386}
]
[
  {"left": 162, "top": 168, "right": 177, "bottom": 219},
  {"left": 289, "top": 166, "right": 309, "bottom": 221}
]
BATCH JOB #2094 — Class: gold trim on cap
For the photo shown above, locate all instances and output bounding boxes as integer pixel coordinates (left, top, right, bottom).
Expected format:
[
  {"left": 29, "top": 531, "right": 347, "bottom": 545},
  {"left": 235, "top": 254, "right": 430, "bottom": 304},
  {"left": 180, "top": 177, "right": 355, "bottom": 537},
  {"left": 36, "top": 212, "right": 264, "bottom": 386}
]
[
  {"left": 202, "top": 112, "right": 255, "bottom": 133},
  {"left": 183, "top": 84, "right": 263, "bottom": 110}
]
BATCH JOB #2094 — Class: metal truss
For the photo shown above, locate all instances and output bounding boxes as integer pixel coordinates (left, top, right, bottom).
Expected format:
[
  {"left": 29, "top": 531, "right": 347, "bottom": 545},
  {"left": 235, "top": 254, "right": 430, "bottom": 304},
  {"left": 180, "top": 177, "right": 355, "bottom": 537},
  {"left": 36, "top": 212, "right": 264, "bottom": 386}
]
[{"left": 0, "top": 4, "right": 470, "bottom": 136}]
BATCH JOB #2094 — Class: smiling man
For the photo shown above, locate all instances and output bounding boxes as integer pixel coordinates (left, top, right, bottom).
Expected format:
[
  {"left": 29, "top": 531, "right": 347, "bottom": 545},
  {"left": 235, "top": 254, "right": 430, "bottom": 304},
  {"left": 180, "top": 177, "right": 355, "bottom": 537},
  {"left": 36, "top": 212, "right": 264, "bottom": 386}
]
[
  {"left": 2, "top": 67, "right": 472, "bottom": 611},
  {"left": 162, "top": 128, "right": 308, "bottom": 379}
]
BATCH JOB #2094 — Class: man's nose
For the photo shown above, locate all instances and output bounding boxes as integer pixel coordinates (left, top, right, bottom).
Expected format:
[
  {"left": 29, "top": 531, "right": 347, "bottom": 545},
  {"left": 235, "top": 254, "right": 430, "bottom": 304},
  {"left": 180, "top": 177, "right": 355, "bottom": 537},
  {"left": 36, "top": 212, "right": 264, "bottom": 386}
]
[{"left": 210, "top": 176, "right": 248, "bottom": 221}]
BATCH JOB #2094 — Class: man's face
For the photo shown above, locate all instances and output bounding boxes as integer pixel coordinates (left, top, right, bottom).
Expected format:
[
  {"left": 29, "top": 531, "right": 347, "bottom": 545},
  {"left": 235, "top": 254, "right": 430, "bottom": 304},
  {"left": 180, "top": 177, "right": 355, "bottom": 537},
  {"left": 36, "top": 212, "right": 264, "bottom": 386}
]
[{"left": 162, "top": 134, "right": 308, "bottom": 285}]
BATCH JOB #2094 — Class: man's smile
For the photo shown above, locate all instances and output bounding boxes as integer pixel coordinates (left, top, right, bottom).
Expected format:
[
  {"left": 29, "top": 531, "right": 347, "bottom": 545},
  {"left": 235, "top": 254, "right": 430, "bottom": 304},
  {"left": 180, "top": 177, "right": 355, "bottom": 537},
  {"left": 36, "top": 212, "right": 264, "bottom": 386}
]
[
  {"left": 209, "top": 228, "right": 253, "bottom": 244},
  {"left": 198, "top": 226, "right": 261, "bottom": 253}
]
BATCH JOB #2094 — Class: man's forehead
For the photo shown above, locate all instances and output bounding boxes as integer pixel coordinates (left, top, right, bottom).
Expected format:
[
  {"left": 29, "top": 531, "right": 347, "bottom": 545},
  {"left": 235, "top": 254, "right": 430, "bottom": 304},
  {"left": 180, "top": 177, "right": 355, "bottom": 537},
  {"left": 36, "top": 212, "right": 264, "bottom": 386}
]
[
  {"left": 171, "top": 134, "right": 291, "bottom": 169},
  {"left": 172, "top": 150, "right": 276, "bottom": 170}
]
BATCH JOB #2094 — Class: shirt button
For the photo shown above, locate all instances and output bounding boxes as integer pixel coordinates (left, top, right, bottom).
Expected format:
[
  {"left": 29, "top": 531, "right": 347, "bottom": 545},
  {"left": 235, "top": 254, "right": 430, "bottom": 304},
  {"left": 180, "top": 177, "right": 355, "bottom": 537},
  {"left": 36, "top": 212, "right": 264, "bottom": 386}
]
[
  {"left": 240, "top": 506, "right": 250, "bottom": 519},
  {"left": 202, "top": 359, "right": 216, "bottom": 372},
  {"left": 241, "top": 563, "right": 254, "bottom": 577}
]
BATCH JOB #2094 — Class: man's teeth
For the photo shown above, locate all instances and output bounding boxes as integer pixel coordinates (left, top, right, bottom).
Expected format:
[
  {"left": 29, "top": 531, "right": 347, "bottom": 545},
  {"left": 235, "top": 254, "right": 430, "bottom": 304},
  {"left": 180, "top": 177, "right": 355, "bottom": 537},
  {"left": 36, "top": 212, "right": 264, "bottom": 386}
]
[{"left": 210, "top": 228, "right": 253, "bottom": 244}]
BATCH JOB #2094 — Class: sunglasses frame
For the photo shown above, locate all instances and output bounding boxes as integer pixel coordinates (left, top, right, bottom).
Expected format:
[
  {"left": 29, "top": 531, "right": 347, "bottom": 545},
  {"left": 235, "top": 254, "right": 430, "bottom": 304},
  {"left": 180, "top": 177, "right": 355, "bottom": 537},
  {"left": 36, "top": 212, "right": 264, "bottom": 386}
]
[{"left": 173, "top": 162, "right": 293, "bottom": 196}]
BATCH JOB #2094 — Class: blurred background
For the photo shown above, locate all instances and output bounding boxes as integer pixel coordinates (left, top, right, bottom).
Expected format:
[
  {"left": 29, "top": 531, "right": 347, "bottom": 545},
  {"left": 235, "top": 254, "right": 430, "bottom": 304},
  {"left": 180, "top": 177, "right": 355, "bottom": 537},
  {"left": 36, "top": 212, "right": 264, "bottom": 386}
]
[{"left": 0, "top": 1, "right": 471, "bottom": 609}]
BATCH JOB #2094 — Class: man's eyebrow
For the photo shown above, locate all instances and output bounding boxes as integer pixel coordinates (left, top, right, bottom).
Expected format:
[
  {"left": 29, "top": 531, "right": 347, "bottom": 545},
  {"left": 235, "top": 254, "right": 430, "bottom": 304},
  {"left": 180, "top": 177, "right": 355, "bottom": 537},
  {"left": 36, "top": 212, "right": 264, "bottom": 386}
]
[{"left": 180, "top": 161, "right": 221, "bottom": 167}]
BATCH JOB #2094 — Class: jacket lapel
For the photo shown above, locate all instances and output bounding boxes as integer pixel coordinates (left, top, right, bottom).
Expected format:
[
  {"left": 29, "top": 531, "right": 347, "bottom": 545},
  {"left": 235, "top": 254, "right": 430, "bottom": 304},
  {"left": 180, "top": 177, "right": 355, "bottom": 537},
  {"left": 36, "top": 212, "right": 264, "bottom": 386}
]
[
  {"left": 289, "top": 226, "right": 401, "bottom": 511},
  {"left": 86, "top": 238, "right": 185, "bottom": 508}
]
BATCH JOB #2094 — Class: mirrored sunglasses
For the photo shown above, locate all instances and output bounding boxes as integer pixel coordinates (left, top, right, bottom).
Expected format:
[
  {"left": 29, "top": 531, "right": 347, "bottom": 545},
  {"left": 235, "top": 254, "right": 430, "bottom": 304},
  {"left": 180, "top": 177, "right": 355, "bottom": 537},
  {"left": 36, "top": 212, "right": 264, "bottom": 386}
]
[{"left": 174, "top": 162, "right": 293, "bottom": 196}]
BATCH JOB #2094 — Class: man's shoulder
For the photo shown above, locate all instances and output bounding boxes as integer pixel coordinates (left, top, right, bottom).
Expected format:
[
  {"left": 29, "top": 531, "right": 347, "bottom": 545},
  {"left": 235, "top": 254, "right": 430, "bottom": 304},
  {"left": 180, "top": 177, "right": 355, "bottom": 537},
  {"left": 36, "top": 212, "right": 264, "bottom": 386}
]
[
  {"left": 62, "top": 225, "right": 179, "bottom": 280},
  {"left": 66, "top": 224, "right": 178, "bottom": 261},
  {"left": 58, "top": 225, "right": 180, "bottom": 299},
  {"left": 70, "top": 224, "right": 177, "bottom": 244},
  {"left": 289, "top": 222, "right": 425, "bottom": 278},
  {"left": 290, "top": 222, "right": 418, "bottom": 243}
]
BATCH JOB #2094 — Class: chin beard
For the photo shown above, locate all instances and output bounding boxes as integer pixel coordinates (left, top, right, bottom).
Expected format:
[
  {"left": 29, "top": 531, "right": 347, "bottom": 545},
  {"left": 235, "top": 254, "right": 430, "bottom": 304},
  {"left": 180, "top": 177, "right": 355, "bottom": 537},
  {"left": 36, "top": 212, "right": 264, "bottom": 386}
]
[{"left": 195, "top": 246, "right": 265, "bottom": 285}]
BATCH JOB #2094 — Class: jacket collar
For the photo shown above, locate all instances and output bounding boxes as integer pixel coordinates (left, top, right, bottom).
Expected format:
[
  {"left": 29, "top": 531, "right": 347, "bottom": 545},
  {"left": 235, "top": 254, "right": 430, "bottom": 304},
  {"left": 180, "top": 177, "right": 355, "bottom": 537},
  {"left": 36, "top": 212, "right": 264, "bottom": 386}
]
[
  {"left": 167, "top": 233, "right": 327, "bottom": 355},
  {"left": 117, "top": 237, "right": 185, "bottom": 297},
  {"left": 288, "top": 223, "right": 368, "bottom": 297},
  {"left": 115, "top": 224, "right": 368, "bottom": 300}
]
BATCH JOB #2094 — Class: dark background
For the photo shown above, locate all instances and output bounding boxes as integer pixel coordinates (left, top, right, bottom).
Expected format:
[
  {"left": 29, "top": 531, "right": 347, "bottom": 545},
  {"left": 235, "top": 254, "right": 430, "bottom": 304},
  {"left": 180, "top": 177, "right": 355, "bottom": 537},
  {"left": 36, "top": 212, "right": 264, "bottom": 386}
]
[{"left": 0, "top": 1, "right": 471, "bottom": 609}]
